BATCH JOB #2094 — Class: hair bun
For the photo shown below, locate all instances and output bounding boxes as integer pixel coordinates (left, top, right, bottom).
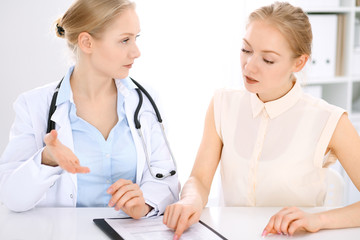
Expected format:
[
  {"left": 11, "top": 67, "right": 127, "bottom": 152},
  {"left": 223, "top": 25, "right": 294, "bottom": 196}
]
[{"left": 56, "top": 23, "right": 65, "bottom": 37}]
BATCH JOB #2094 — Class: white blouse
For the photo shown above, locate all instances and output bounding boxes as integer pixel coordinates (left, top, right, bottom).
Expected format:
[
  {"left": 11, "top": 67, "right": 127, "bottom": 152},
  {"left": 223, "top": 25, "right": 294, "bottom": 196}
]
[{"left": 214, "top": 81, "right": 345, "bottom": 207}]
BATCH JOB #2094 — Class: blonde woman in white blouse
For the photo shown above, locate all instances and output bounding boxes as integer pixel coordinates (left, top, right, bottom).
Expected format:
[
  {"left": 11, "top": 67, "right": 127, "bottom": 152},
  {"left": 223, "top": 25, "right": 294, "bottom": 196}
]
[{"left": 163, "top": 2, "right": 360, "bottom": 239}]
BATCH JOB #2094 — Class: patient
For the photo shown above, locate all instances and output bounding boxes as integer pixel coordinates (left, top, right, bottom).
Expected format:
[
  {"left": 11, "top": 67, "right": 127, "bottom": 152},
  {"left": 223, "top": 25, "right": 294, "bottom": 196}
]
[{"left": 163, "top": 2, "right": 360, "bottom": 239}]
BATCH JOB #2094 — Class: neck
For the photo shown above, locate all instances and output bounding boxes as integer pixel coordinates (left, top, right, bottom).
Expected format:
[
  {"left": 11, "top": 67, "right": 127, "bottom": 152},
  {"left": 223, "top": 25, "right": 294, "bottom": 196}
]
[
  {"left": 70, "top": 62, "right": 117, "bottom": 100},
  {"left": 258, "top": 80, "right": 295, "bottom": 103}
]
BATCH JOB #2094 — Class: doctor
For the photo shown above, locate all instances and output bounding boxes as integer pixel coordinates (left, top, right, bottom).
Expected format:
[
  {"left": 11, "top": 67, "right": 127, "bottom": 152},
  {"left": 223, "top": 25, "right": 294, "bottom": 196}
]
[{"left": 0, "top": 0, "right": 179, "bottom": 219}]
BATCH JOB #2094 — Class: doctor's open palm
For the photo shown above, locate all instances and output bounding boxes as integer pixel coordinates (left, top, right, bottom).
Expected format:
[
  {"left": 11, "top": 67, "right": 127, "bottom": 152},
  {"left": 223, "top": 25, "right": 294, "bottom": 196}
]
[{"left": 42, "top": 130, "right": 90, "bottom": 174}]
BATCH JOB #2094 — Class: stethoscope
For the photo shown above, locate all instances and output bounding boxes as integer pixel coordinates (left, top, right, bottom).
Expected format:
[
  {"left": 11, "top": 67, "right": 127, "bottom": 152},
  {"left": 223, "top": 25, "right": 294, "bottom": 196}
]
[{"left": 47, "top": 77, "right": 177, "bottom": 180}]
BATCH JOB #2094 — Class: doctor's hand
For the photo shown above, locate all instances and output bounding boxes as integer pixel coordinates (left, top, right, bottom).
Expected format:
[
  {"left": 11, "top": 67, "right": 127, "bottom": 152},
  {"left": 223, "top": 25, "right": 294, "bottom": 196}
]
[
  {"left": 163, "top": 198, "right": 203, "bottom": 240},
  {"left": 42, "top": 130, "right": 90, "bottom": 174},
  {"left": 107, "top": 179, "right": 152, "bottom": 219},
  {"left": 262, "top": 207, "right": 322, "bottom": 237}
]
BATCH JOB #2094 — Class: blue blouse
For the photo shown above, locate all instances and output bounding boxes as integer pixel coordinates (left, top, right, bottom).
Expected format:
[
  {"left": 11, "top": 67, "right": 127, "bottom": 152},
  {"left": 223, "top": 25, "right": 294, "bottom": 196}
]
[{"left": 57, "top": 67, "right": 137, "bottom": 207}]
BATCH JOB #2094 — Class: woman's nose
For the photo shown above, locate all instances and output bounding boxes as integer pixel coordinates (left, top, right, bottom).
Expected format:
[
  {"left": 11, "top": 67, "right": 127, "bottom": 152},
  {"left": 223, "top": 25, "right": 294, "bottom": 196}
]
[
  {"left": 244, "top": 55, "right": 258, "bottom": 74},
  {"left": 130, "top": 43, "right": 141, "bottom": 59}
]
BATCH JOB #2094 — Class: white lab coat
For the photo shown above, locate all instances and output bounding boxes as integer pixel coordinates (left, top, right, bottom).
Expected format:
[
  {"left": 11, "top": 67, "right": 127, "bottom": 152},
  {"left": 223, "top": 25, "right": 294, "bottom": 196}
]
[{"left": 0, "top": 78, "right": 179, "bottom": 214}]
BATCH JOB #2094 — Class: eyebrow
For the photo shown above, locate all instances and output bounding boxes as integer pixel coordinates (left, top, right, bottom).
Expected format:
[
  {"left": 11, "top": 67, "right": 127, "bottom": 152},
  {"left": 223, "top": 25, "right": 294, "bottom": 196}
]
[
  {"left": 118, "top": 32, "right": 141, "bottom": 37},
  {"left": 242, "top": 38, "right": 281, "bottom": 56}
]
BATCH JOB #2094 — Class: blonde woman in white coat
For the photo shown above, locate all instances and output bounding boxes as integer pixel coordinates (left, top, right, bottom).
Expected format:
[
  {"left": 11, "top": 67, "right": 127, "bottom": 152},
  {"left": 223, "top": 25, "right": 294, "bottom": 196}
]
[{"left": 0, "top": 0, "right": 179, "bottom": 219}]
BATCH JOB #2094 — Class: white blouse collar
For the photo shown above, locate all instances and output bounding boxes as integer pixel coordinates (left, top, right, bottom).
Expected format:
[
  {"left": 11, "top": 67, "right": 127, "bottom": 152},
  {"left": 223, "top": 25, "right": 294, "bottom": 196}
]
[{"left": 250, "top": 80, "right": 302, "bottom": 119}]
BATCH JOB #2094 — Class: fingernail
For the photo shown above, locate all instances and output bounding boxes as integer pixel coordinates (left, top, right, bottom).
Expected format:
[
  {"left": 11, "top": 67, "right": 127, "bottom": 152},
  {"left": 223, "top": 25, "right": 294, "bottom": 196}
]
[
  {"left": 108, "top": 201, "right": 114, "bottom": 207},
  {"left": 261, "top": 230, "right": 267, "bottom": 237},
  {"left": 173, "top": 235, "right": 179, "bottom": 240},
  {"left": 107, "top": 188, "right": 112, "bottom": 194}
]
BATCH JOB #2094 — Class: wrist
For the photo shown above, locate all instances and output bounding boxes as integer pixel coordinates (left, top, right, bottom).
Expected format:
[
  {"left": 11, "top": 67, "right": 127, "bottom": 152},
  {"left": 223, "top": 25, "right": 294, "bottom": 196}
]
[
  {"left": 180, "top": 195, "right": 204, "bottom": 210},
  {"left": 41, "top": 147, "right": 58, "bottom": 167},
  {"left": 315, "top": 211, "right": 329, "bottom": 230},
  {"left": 181, "top": 177, "right": 209, "bottom": 208}
]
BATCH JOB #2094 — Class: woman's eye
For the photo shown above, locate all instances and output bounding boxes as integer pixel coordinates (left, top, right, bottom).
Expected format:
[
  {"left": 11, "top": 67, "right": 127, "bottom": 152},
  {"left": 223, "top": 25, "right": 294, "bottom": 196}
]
[
  {"left": 121, "top": 38, "right": 130, "bottom": 44},
  {"left": 241, "top": 48, "right": 251, "bottom": 54},
  {"left": 264, "top": 59, "right": 274, "bottom": 64}
]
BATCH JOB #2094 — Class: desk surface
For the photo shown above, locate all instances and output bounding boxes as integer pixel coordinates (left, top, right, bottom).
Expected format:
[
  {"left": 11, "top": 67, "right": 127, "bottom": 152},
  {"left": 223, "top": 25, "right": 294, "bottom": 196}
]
[{"left": 0, "top": 204, "right": 359, "bottom": 240}]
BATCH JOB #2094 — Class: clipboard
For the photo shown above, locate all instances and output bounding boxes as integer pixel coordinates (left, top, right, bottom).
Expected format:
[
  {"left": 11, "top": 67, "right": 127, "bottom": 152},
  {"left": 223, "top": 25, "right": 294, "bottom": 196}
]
[
  {"left": 94, "top": 218, "right": 124, "bottom": 240},
  {"left": 93, "top": 218, "right": 228, "bottom": 240}
]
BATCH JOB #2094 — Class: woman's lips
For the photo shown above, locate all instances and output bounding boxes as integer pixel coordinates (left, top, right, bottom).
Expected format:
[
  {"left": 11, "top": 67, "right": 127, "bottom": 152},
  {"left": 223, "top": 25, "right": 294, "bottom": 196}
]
[
  {"left": 124, "top": 64, "right": 133, "bottom": 69},
  {"left": 245, "top": 75, "right": 258, "bottom": 84}
]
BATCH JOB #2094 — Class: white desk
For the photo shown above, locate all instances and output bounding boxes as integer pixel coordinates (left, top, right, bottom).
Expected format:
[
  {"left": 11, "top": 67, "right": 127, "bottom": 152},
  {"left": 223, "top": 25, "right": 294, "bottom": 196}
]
[
  {"left": 200, "top": 207, "right": 360, "bottom": 239},
  {"left": 0, "top": 204, "right": 359, "bottom": 240}
]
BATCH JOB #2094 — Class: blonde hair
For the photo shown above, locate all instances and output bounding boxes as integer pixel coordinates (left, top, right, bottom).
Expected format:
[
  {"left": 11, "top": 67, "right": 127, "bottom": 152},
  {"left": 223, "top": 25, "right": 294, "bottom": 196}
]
[
  {"left": 55, "top": 0, "right": 135, "bottom": 53},
  {"left": 247, "top": 1, "right": 312, "bottom": 58}
]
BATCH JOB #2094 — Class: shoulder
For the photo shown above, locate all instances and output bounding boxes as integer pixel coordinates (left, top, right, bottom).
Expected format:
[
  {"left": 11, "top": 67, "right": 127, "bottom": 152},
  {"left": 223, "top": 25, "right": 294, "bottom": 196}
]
[
  {"left": 213, "top": 88, "right": 247, "bottom": 106},
  {"left": 213, "top": 88, "right": 248, "bottom": 113},
  {"left": 300, "top": 92, "right": 345, "bottom": 116},
  {"left": 212, "top": 88, "right": 248, "bottom": 138},
  {"left": 16, "top": 81, "right": 58, "bottom": 105},
  {"left": 13, "top": 81, "right": 59, "bottom": 116}
]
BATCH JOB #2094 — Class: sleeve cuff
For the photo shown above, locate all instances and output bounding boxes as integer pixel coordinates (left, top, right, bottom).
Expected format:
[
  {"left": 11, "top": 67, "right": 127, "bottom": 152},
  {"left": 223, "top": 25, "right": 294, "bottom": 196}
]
[
  {"left": 144, "top": 199, "right": 159, "bottom": 217},
  {"left": 33, "top": 147, "right": 64, "bottom": 177},
  {"left": 141, "top": 181, "right": 178, "bottom": 216}
]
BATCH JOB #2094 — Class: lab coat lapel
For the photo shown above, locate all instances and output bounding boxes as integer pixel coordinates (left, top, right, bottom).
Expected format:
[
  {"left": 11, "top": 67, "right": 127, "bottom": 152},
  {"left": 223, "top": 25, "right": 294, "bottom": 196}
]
[
  {"left": 50, "top": 102, "right": 77, "bottom": 189},
  {"left": 120, "top": 85, "right": 146, "bottom": 184}
]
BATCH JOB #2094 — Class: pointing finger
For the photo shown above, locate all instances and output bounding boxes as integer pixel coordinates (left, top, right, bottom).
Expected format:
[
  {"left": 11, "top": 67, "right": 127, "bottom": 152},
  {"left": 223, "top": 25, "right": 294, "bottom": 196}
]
[{"left": 174, "top": 213, "right": 192, "bottom": 239}]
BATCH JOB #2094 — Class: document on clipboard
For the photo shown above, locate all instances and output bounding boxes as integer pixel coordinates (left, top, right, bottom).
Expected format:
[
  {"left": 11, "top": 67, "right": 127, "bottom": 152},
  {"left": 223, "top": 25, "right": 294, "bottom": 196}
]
[{"left": 93, "top": 216, "right": 227, "bottom": 240}]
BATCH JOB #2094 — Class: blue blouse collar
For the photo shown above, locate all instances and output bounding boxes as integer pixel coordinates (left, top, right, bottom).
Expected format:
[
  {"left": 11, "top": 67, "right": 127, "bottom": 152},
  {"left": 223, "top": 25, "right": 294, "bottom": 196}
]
[{"left": 56, "top": 66, "right": 136, "bottom": 106}]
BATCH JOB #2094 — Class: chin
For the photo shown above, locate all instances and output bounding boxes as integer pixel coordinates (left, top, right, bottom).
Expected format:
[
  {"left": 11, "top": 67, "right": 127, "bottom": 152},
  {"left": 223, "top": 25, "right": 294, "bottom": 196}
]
[{"left": 244, "top": 81, "right": 258, "bottom": 94}]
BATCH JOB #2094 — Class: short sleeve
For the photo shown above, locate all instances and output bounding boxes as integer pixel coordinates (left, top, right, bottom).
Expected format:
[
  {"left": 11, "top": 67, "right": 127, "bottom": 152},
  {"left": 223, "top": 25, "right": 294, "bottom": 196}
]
[
  {"left": 213, "top": 89, "right": 224, "bottom": 141},
  {"left": 314, "top": 102, "right": 347, "bottom": 168}
]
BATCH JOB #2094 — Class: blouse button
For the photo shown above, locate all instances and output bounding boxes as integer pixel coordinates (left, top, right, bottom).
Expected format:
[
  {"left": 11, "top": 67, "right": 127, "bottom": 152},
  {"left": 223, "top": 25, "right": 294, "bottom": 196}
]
[{"left": 70, "top": 194, "right": 73, "bottom": 199}]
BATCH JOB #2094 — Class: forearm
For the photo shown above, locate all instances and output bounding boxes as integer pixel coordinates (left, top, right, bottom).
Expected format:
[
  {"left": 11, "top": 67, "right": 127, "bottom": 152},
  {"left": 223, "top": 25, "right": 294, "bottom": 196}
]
[
  {"left": 180, "top": 176, "right": 210, "bottom": 208},
  {"left": 1, "top": 156, "right": 63, "bottom": 212},
  {"left": 318, "top": 201, "right": 360, "bottom": 229}
]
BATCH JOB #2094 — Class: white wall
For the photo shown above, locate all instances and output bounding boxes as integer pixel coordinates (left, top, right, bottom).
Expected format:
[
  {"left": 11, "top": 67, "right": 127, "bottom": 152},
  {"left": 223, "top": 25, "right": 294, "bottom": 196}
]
[
  {"left": 133, "top": 0, "right": 246, "bottom": 187},
  {"left": 0, "top": 0, "right": 73, "bottom": 149}
]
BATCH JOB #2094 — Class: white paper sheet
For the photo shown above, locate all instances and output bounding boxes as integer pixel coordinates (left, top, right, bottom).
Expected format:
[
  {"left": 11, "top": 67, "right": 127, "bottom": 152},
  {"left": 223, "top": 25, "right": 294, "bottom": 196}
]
[{"left": 105, "top": 216, "right": 225, "bottom": 240}]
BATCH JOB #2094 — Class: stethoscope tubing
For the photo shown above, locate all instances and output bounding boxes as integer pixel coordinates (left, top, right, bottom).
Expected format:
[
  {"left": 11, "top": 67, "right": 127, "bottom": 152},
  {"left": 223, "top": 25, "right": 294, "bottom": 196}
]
[
  {"left": 47, "top": 77, "right": 177, "bottom": 180},
  {"left": 132, "top": 80, "right": 177, "bottom": 179}
]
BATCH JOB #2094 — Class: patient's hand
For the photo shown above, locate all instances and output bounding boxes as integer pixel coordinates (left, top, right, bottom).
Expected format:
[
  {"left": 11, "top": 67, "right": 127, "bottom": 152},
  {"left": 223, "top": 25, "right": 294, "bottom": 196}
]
[
  {"left": 163, "top": 197, "right": 203, "bottom": 240},
  {"left": 262, "top": 206, "right": 322, "bottom": 237}
]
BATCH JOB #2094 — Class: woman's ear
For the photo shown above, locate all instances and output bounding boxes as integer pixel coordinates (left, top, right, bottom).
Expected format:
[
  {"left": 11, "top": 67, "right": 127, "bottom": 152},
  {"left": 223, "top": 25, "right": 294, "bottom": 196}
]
[
  {"left": 293, "top": 54, "right": 309, "bottom": 72},
  {"left": 77, "top": 32, "right": 93, "bottom": 54}
]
